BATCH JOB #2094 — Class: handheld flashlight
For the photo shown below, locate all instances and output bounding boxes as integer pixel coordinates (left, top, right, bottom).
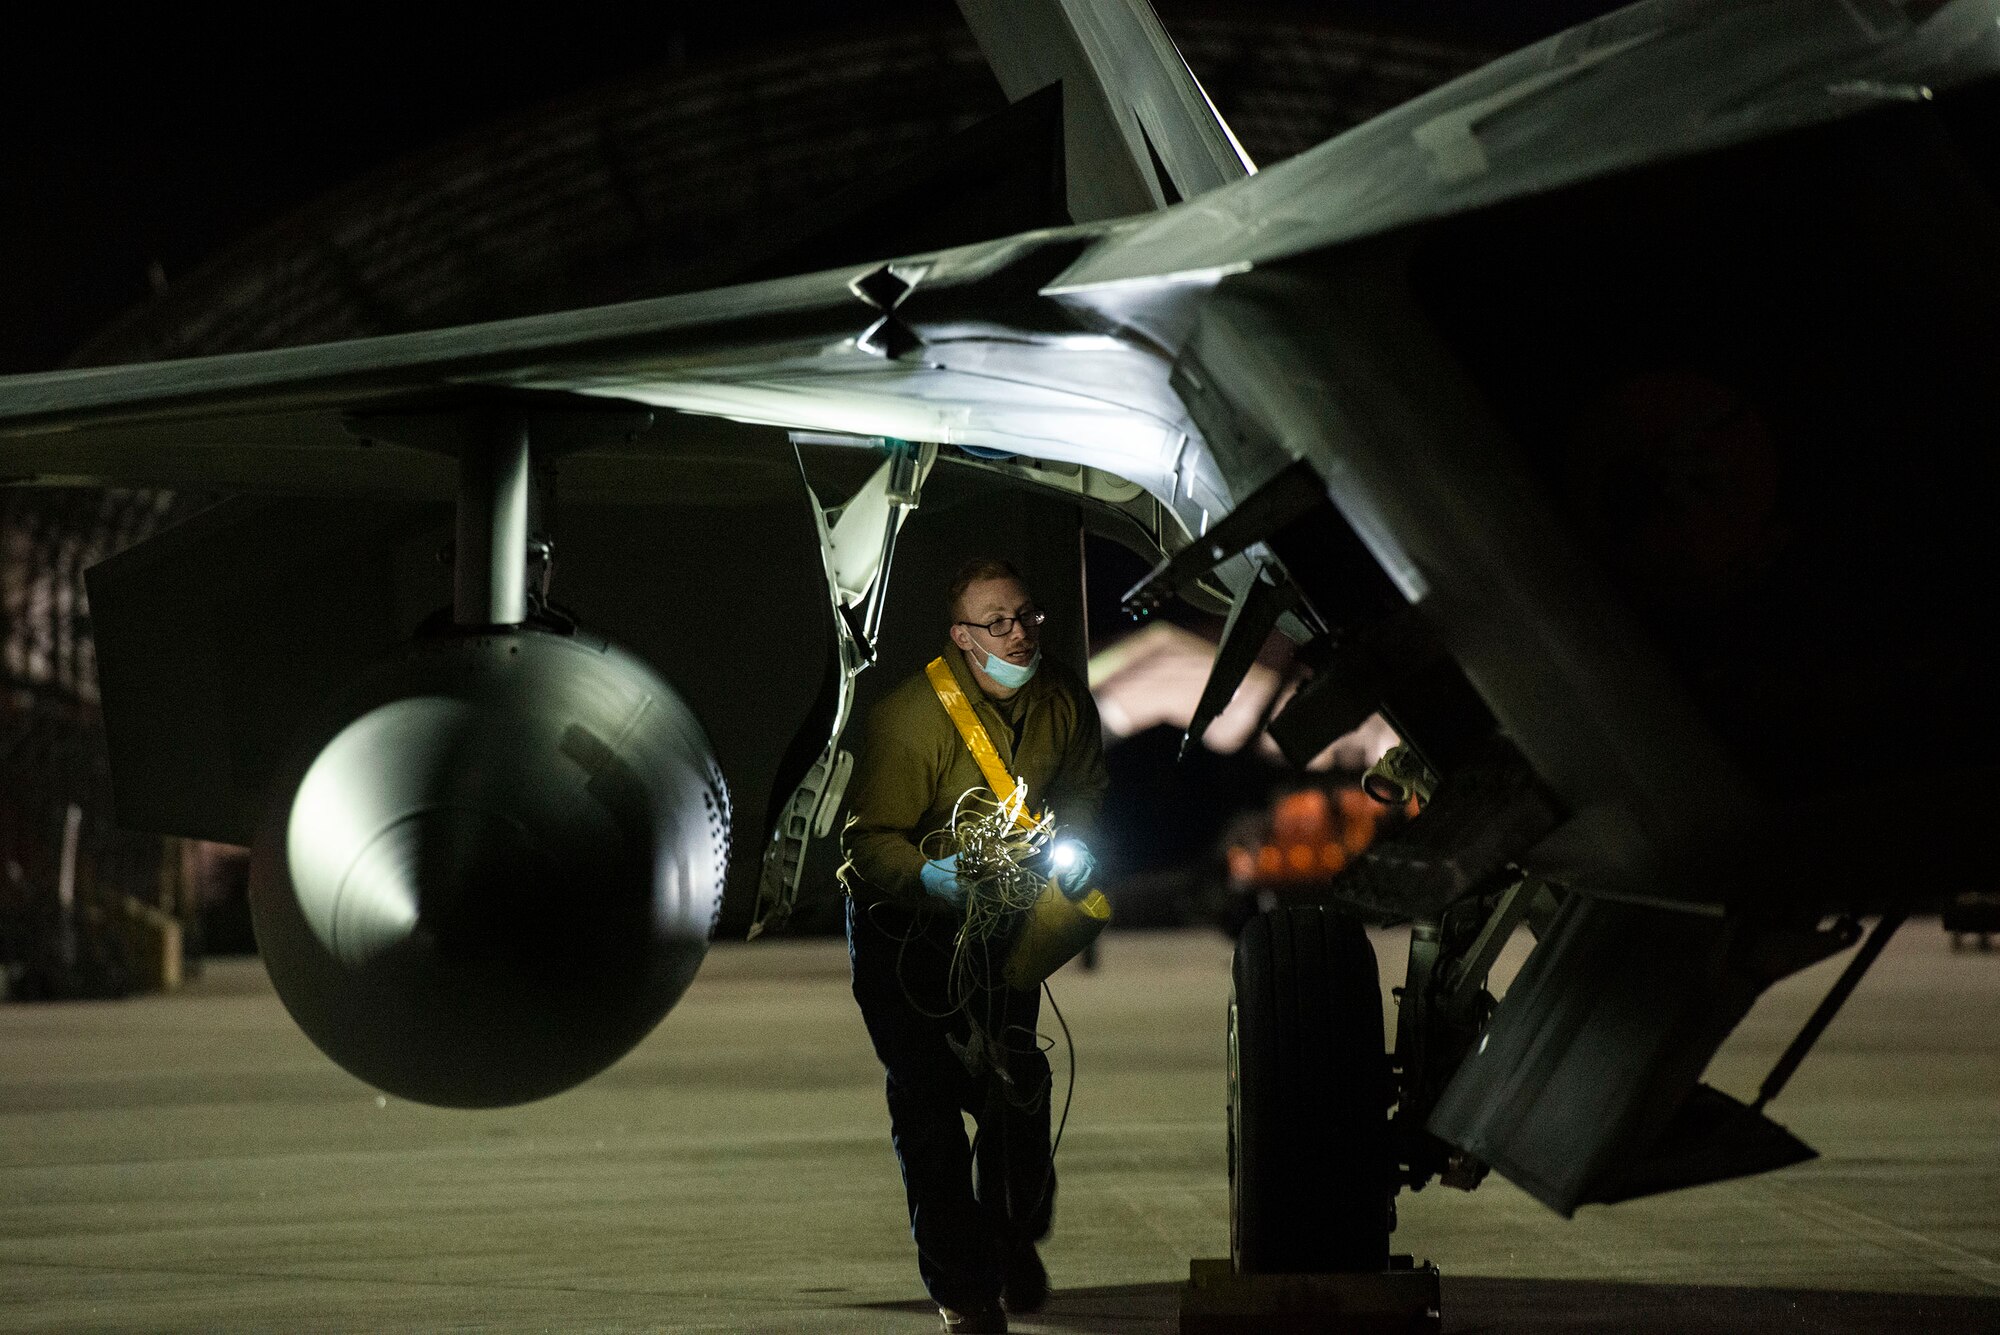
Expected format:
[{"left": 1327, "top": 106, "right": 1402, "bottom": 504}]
[{"left": 1047, "top": 840, "right": 1095, "bottom": 899}]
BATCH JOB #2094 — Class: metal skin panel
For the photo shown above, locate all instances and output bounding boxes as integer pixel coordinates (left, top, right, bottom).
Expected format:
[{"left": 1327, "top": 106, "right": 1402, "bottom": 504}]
[
  {"left": 1049, "top": 0, "right": 2000, "bottom": 291},
  {"left": 1175, "top": 261, "right": 1750, "bottom": 912},
  {"left": 1425, "top": 894, "right": 1758, "bottom": 1216},
  {"left": 956, "top": 0, "right": 1252, "bottom": 220}
]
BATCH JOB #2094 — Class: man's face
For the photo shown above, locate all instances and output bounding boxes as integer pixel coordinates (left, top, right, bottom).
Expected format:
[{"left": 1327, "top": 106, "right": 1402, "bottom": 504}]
[{"left": 952, "top": 576, "right": 1040, "bottom": 667}]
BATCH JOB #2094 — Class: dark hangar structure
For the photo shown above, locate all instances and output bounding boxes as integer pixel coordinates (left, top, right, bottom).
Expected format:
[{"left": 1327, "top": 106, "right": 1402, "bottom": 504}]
[{"left": 2, "top": 0, "right": 1994, "bottom": 1303}]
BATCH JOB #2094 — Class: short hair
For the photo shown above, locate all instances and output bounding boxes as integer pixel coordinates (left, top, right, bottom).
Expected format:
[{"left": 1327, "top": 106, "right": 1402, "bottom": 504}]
[{"left": 946, "top": 557, "right": 1025, "bottom": 622}]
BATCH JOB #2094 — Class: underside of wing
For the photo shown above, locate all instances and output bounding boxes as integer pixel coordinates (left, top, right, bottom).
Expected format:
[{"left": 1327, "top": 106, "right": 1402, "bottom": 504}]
[{"left": 0, "top": 227, "right": 1178, "bottom": 498}]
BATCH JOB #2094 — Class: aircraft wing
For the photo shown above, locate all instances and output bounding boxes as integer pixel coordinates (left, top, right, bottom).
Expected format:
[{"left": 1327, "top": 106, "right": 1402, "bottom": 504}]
[
  {"left": 11, "top": 0, "right": 1991, "bottom": 506},
  {"left": 0, "top": 226, "right": 1201, "bottom": 503},
  {"left": 4, "top": 0, "right": 1266, "bottom": 504},
  {"left": 1056, "top": 0, "right": 2000, "bottom": 291}
]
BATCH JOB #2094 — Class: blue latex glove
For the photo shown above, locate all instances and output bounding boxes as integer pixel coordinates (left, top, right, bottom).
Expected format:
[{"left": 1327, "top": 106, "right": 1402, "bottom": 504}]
[
  {"left": 1046, "top": 840, "right": 1097, "bottom": 900},
  {"left": 920, "top": 855, "right": 967, "bottom": 907}
]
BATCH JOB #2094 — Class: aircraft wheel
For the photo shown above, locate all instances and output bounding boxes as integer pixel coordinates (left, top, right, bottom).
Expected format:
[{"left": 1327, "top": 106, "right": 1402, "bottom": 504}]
[{"left": 1228, "top": 905, "right": 1393, "bottom": 1273}]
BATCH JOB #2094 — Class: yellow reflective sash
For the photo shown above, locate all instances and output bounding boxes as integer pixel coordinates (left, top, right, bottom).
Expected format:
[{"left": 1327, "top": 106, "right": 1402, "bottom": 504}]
[
  {"left": 924, "top": 655, "right": 1111, "bottom": 989},
  {"left": 924, "top": 656, "right": 1041, "bottom": 830}
]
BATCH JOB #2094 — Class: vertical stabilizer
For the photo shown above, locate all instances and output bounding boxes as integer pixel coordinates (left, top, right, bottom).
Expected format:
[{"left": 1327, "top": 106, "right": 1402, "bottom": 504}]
[{"left": 956, "top": 0, "right": 1254, "bottom": 223}]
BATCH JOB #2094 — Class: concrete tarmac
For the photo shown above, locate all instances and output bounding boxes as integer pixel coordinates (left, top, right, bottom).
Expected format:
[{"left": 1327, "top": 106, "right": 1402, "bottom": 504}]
[{"left": 2, "top": 922, "right": 1996, "bottom": 1333}]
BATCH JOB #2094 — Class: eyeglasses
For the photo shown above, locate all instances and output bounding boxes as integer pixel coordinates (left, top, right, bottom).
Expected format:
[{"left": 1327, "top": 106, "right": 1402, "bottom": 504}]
[{"left": 957, "top": 609, "right": 1046, "bottom": 638}]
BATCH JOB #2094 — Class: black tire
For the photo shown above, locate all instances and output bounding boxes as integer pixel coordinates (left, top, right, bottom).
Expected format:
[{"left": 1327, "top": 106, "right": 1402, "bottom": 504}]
[{"left": 1229, "top": 905, "right": 1393, "bottom": 1273}]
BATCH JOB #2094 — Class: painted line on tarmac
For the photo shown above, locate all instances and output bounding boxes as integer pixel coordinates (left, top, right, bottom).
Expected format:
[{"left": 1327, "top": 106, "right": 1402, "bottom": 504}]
[{"left": 1748, "top": 1180, "right": 2000, "bottom": 1291}]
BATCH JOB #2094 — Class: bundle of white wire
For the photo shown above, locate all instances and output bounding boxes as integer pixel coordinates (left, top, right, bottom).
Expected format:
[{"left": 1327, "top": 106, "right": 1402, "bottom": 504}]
[
  {"left": 918, "top": 782, "right": 1074, "bottom": 1140},
  {"left": 922, "top": 783, "right": 1056, "bottom": 1011}
]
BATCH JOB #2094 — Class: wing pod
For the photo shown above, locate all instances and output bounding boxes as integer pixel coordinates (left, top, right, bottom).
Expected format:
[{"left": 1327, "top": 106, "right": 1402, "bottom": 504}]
[{"left": 251, "top": 627, "right": 727, "bottom": 1107}]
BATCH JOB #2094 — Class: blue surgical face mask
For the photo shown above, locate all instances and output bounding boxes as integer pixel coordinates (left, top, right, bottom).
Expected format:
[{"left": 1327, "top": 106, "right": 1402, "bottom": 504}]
[{"left": 976, "top": 646, "right": 1040, "bottom": 689}]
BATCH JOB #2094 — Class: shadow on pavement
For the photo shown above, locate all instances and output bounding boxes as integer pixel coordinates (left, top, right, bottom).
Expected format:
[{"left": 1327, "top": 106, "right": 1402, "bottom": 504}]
[
  {"left": 1448, "top": 1276, "right": 2000, "bottom": 1334},
  {"left": 861, "top": 1276, "right": 2000, "bottom": 1333},
  {"left": 858, "top": 1281, "right": 1180, "bottom": 1331}
]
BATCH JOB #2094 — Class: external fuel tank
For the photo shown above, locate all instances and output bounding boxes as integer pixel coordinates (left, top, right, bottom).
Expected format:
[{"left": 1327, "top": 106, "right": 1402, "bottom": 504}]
[{"left": 248, "top": 626, "right": 728, "bottom": 1107}]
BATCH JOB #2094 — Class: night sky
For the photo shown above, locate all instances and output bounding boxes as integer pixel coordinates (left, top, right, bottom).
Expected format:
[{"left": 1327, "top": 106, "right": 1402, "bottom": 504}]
[{"left": 3, "top": 1, "right": 1622, "bottom": 375}]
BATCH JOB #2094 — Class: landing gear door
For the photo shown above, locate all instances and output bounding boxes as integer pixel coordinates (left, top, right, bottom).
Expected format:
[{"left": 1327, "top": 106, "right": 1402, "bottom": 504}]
[{"left": 750, "top": 437, "right": 936, "bottom": 937}]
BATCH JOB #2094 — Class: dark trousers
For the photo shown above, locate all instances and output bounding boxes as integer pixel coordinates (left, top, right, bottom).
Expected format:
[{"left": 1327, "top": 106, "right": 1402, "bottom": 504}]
[{"left": 846, "top": 897, "right": 1055, "bottom": 1311}]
